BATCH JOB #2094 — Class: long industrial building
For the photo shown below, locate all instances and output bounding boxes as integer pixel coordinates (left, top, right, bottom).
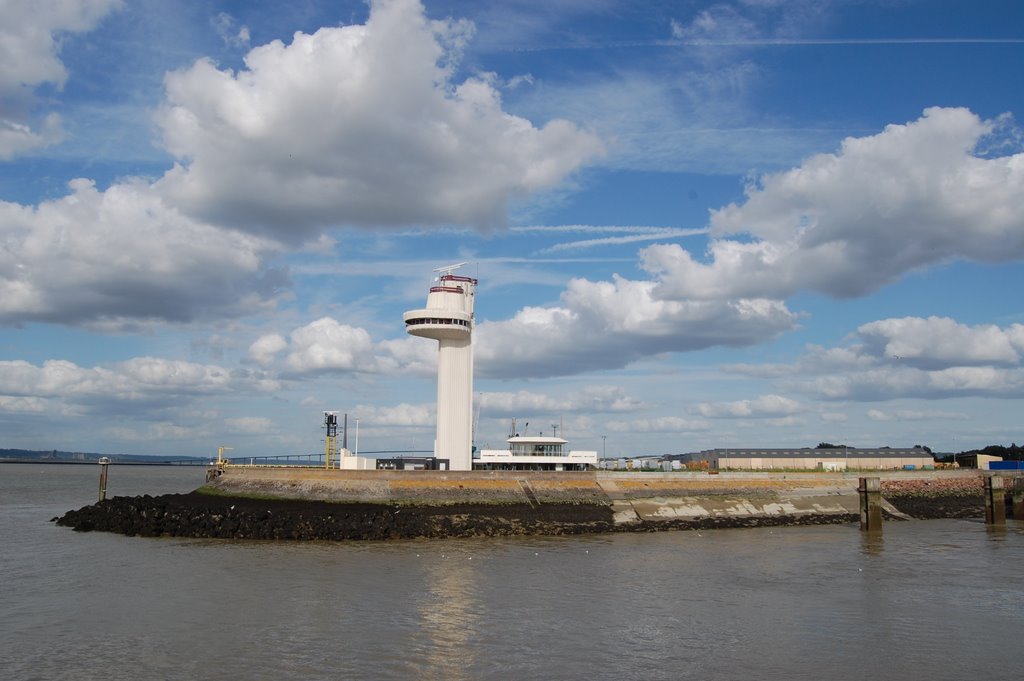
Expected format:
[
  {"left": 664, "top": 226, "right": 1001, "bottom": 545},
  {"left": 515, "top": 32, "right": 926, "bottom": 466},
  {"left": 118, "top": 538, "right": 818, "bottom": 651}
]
[{"left": 697, "top": 447, "right": 935, "bottom": 471}]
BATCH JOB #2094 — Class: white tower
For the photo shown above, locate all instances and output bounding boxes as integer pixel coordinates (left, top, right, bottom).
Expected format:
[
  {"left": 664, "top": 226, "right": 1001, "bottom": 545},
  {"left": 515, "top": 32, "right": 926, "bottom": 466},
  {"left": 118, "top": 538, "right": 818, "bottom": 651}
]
[{"left": 403, "top": 263, "right": 477, "bottom": 471}]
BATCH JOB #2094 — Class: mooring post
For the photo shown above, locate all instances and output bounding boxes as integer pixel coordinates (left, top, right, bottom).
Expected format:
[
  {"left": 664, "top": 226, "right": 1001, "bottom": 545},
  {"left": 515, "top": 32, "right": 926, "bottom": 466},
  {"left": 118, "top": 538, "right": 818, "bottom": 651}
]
[
  {"left": 983, "top": 475, "right": 1006, "bottom": 525},
  {"left": 98, "top": 456, "right": 110, "bottom": 502},
  {"left": 859, "top": 477, "right": 882, "bottom": 532},
  {"left": 1011, "top": 477, "right": 1024, "bottom": 520}
]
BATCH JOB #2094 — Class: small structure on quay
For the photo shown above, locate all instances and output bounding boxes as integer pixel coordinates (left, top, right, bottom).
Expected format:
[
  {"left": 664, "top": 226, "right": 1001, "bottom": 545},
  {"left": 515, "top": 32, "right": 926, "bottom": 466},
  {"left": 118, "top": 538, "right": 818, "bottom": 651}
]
[{"left": 476, "top": 433, "right": 597, "bottom": 471}]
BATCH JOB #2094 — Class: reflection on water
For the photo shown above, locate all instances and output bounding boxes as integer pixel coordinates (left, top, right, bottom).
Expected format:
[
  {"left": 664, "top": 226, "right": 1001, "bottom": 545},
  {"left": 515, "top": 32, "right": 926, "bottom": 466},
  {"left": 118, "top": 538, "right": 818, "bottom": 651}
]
[
  {"left": 3, "top": 464, "right": 1024, "bottom": 681},
  {"left": 413, "top": 550, "right": 480, "bottom": 681},
  {"left": 859, "top": 529, "right": 884, "bottom": 556}
]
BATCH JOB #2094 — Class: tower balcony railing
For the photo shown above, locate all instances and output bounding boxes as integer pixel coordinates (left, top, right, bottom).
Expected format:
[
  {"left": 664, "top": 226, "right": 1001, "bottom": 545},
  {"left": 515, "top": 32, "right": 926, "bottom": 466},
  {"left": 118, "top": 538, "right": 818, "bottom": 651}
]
[{"left": 441, "top": 274, "right": 478, "bottom": 284}]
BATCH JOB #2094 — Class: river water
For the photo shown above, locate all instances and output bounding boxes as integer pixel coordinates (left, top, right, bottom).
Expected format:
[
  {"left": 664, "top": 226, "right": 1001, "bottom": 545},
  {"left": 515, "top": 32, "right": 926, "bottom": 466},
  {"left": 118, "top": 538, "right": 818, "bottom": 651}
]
[{"left": 2, "top": 463, "right": 1022, "bottom": 681}]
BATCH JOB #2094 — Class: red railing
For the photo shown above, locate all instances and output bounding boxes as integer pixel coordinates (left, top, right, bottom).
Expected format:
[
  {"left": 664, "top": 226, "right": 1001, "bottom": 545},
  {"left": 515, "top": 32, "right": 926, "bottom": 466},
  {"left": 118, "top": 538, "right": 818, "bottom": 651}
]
[{"left": 441, "top": 274, "right": 478, "bottom": 284}]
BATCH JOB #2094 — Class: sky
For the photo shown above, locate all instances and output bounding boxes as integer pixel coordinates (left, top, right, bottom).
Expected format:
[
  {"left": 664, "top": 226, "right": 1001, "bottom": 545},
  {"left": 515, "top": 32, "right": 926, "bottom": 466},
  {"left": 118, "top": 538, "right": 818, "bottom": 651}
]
[{"left": 1, "top": 0, "right": 1023, "bottom": 460}]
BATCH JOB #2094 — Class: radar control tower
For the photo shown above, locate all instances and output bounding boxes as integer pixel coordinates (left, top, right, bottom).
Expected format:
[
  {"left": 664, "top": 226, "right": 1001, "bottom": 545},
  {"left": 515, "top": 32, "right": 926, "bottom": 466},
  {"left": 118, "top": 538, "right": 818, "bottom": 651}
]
[{"left": 403, "top": 263, "right": 477, "bottom": 471}]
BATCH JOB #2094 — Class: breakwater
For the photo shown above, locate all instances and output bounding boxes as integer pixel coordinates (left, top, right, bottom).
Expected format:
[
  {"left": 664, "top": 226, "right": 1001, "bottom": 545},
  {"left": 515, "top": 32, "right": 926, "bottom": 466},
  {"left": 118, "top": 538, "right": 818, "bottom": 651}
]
[{"left": 54, "top": 468, "right": 1022, "bottom": 539}]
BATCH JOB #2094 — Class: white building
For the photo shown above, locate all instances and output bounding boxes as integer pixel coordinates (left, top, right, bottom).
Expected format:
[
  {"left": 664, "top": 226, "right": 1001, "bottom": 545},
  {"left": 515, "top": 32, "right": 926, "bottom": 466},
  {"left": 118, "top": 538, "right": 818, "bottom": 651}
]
[
  {"left": 403, "top": 264, "right": 477, "bottom": 471},
  {"left": 476, "top": 435, "right": 597, "bottom": 471}
]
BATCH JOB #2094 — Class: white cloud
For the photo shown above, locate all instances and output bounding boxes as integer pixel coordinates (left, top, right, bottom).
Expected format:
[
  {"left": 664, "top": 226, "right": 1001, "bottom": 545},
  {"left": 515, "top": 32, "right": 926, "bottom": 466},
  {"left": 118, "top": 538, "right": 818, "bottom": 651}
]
[
  {"left": 694, "top": 393, "right": 803, "bottom": 418},
  {"left": 0, "top": 357, "right": 278, "bottom": 411},
  {"left": 248, "top": 333, "right": 288, "bottom": 367},
  {"left": 212, "top": 12, "right": 250, "bottom": 48},
  {"left": 476, "top": 275, "right": 796, "bottom": 378},
  {"left": 0, "top": 114, "right": 64, "bottom": 161},
  {"left": 154, "top": 0, "right": 603, "bottom": 240},
  {"left": 606, "top": 416, "right": 710, "bottom": 433},
  {"left": 858, "top": 316, "right": 1022, "bottom": 369},
  {"left": 0, "top": 0, "right": 121, "bottom": 158},
  {"left": 743, "top": 316, "right": 1024, "bottom": 401},
  {"left": 648, "top": 108, "right": 1024, "bottom": 301},
  {"left": 818, "top": 412, "right": 847, "bottom": 423},
  {"left": 0, "top": 395, "right": 49, "bottom": 413},
  {"left": 281, "top": 318, "right": 379, "bottom": 374},
  {"left": 480, "top": 385, "right": 645, "bottom": 417},
  {"left": 354, "top": 403, "right": 434, "bottom": 427},
  {"left": 0, "top": 179, "right": 285, "bottom": 327},
  {"left": 224, "top": 416, "right": 275, "bottom": 433},
  {"left": 867, "top": 408, "right": 970, "bottom": 422}
]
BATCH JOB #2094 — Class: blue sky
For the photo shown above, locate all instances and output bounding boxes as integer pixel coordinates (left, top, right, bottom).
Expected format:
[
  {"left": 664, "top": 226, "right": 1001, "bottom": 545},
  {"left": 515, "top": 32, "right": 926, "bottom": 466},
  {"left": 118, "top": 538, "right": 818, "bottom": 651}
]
[{"left": 2, "top": 0, "right": 1023, "bottom": 459}]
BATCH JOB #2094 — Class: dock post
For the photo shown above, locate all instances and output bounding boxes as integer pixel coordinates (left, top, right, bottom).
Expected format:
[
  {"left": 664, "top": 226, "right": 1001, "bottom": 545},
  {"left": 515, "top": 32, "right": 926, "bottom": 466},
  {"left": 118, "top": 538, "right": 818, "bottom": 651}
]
[
  {"left": 1011, "top": 477, "right": 1024, "bottom": 520},
  {"left": 859, "top": 477, "right": 882, "bottom": 532},
  {"left": 983, "top": 475, "right": 1005, "bottom": 525},
  {"left": 98, "top": 456, "right": 110, "bottom": 502}
]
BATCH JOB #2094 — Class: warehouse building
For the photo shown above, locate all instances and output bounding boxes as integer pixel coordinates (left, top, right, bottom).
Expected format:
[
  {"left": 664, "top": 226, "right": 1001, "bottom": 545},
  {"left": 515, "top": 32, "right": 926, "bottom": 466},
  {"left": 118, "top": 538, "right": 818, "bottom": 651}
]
[{"left": 697, "top": 447, "right": 935, "bottom": 471}]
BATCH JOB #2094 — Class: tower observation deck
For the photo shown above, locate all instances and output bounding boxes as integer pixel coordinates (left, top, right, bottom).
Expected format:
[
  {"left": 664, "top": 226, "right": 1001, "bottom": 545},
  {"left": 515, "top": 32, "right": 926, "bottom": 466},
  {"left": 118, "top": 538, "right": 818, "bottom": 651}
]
[{"left": 403, "top": 264, "right": 477, "bottom": 471}]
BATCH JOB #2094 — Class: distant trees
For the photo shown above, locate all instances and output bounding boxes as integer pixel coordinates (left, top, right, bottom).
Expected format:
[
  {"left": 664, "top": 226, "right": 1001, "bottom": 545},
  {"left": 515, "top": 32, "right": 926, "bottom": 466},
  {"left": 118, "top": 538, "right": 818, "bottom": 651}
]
[
  {"left": 967, "top": 444, "right": 1024, "bottom": 461},
  {"left": 815, "top": 442, "right": 849, "bottom": 449}
]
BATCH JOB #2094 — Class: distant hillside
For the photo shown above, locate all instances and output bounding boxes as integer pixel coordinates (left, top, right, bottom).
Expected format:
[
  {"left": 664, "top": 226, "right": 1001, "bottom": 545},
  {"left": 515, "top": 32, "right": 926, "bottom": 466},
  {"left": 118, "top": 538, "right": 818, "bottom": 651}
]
[{"left": 0, "top": 448, "right": 206, "bottom": 464}]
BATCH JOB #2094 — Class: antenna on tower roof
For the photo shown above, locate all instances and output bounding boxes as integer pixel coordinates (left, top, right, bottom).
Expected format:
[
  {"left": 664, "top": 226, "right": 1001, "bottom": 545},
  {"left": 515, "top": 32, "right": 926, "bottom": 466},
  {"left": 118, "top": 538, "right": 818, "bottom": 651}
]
[{"left": 433, "top": 262, "right": 468, "bottom": 276}]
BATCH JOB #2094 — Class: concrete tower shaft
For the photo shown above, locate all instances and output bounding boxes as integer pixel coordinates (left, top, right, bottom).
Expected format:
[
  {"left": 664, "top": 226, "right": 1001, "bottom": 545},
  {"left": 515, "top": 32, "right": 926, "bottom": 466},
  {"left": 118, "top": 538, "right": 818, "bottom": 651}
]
[{"left": 403, "top": 271, "right": 477, "bottom": 471}]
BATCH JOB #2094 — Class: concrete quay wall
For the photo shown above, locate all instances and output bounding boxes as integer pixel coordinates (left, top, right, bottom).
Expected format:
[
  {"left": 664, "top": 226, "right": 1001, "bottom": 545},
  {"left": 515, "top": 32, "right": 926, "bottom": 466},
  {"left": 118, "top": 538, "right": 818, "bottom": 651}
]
[{"left": 205, "top": 467, "right": 1000, "bottom": 526}]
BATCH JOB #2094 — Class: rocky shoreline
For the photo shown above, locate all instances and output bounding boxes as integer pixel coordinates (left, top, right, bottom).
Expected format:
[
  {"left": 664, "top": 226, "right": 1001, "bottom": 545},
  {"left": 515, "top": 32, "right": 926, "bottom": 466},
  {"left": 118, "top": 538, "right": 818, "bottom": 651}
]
[{"left": 53, "top": 481, "right": 997, "bottom": 540}]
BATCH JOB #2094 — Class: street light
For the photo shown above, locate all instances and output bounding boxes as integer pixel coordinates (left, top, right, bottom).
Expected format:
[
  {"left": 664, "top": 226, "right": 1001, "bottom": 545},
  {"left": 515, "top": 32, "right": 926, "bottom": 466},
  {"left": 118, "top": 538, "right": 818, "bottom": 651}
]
[
  {"left": 602, "top": 435, "right": 607, "bottom": 460},
  {"left": 355, "top": 418, "right": 360, "bottom": 457}
]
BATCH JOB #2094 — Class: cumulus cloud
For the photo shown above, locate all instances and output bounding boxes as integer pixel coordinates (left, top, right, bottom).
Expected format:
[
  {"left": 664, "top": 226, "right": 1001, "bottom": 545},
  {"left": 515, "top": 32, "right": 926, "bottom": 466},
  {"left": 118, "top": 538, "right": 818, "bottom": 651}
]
[
  {"left": 606, "top": 416, "right": 710, "bottom": 433},
  {"left": 224, "top": 416, "right": 274, "bottom": 433},
  {"left": 694, "top": 393, "right": 803, "bottom": 418},
  {"left": 3, "top": 0, "right": 603, "bottom": 329},
  {"left": 353, "top": 403, "right": 434, "bottom": 427},
  {"left": 248, "top": 333, "right": 288, "bottom": 367},
  {"left": 279, "top": 318, "right": 380, "bottom": 374},
  {"left": 0, "top": 357, "right": 279, "bottom": 414},
  {"left": 476, "top": 275, "right": 797, "bottom": 378},
  {"left": 866, "top": 408, "right": 969, "bottom": 422},
  {"left": 480, "top": 385, "right": 645, "bottom": 417},
  {"left": 0, "top": 395, "right": 49, "bottom": 414},
  {"left": 648, "top": 108, "right": 1024, "bottom": 301},
  {"left": 155, "top": 0, "right": 603, "bottom": 239},
  {"left": 858, "top": 317, "right": 1024, "bottom": 369},
  {"left": 0, "top": 179, "right": 286, "bottom": 328},
  {"left": 729, "top": 316, "right": 1024, "bottom": 401},
  {"left": 246, "top": 317, "right": 439, "bottom": 377},
  {"left": 0, "top": 0, "right": 121, "bottom": 158}
]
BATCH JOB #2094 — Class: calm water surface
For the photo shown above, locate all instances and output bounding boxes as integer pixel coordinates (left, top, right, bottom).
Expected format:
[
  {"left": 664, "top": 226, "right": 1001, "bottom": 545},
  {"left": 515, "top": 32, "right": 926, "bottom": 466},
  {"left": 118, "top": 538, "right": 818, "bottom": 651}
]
[{"left": 2, "top": 463, "right": 1022, "bottom": 681}]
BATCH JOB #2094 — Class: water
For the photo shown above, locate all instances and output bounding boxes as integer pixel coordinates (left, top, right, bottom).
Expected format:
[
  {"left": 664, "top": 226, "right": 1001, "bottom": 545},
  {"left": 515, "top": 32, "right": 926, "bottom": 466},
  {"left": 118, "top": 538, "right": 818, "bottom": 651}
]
[{"left": 2, "top": 463, "right": 1022, "bottom": 681}]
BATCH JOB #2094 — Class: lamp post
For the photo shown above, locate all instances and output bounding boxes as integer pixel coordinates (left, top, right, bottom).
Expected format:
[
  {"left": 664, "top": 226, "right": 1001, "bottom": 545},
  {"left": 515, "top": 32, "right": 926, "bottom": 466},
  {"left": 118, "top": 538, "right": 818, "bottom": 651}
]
[
  {"left": 602, "top": 435, "right": 607, "bottom": 460},
  {"left": 355, "top": 418, "right": 360, "bottom": 457}
]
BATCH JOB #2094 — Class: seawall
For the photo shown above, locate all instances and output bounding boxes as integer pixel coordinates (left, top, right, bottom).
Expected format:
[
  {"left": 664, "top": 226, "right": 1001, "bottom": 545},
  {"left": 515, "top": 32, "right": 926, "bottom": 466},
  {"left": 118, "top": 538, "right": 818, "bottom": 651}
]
[{"left": 54, "top": 468, "right": 1018, "bottom": 539}]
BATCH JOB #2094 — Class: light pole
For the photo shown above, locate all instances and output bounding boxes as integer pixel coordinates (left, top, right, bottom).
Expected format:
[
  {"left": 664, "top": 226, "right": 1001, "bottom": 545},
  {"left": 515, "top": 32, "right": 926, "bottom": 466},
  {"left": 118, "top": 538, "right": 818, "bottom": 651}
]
[
  {"left": 355, "top": 418, "right": 360, "bottom": 457},
  {"left": 602, "top": 435, "right": 607, "bottom": 460}
]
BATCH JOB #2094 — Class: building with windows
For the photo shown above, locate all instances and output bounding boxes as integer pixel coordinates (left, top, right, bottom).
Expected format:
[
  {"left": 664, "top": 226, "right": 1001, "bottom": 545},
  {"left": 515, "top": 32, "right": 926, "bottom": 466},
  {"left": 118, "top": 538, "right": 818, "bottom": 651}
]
[
  {"left": 696, "top": 447, "right": 935, "bottom": 471},
  {"left": 476, "top": 435, "right": 597, "bottom": 471}
]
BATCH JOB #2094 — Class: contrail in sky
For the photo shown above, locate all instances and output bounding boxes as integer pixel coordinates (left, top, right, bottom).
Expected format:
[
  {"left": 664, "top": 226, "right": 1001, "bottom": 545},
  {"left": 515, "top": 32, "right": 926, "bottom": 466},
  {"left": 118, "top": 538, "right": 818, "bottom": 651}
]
[{"left": 505, "top": 37, "right": 1024, "bottom": 52}]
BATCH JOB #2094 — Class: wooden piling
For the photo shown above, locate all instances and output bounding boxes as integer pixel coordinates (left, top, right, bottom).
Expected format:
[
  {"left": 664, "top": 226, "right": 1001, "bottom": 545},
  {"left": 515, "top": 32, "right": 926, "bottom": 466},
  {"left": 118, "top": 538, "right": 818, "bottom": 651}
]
[
  {"left": 98, "top": 456, "right": 110, "bottom": 502},
  {"left": 859, "top": 477, "right": 882, "bottom": 532},
  {"left": 1011, "top": 477, "right": 1024, "bottom": 520},
  {"left": 984, "top": 475, "right": 1005, "bottom": 525}
]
